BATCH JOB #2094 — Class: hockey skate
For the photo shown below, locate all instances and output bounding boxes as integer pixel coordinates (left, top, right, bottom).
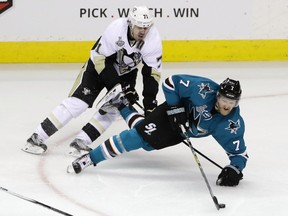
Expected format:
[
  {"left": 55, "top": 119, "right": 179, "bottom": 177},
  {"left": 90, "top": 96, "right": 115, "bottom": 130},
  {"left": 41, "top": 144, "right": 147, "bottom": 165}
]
[
  {"left": 67, "top": 153, "right": 95, "bottom": 174},
  {"left": 96, "top": 84, "right": 129, "bottom": 114},
  {"left": 68, "top": 138, "right": 92, "bottom": 157},
  {"left": 22, "top": 133, "right": 48, "bottom": 155}
]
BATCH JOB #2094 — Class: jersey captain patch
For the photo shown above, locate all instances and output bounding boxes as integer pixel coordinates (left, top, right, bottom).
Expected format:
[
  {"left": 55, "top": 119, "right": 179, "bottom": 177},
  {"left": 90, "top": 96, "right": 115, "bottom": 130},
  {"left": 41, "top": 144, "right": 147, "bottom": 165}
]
[
  {"left": 197, "top": 83, "right": 214, "bottom": 99},
  {"left": 225, "top": 119, "right": 241, "bottom": 134}
]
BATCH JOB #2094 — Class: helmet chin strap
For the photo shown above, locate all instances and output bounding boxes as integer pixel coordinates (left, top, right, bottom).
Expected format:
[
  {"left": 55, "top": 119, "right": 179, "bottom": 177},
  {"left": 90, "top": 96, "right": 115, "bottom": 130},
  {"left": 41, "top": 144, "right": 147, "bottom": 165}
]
[
  {"left": 128, "top": 25, "right": 135, "bottom": 40},
  {"left": 215, "top": 94, "right": 220, "bottom": 111}
]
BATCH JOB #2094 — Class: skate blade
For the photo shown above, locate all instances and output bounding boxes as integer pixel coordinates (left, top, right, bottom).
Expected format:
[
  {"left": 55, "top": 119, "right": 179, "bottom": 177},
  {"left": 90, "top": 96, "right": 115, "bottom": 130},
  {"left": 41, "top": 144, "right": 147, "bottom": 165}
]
[
  {"left": 68, "top": 148, "right": 88, "bottom": 158},
  {"left": 67, "top": 165, "right": 76, "bottom": 173},
  {"left": 21, "top": 144, "right": 46, "bottom": 155}
]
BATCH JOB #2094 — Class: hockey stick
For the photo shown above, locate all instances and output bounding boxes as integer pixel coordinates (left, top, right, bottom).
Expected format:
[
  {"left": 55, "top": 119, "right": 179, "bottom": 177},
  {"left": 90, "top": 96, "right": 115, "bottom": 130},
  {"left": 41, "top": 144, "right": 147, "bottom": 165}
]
[
  {"left": 179, "top": 125, "right": 226, "bottom": 210},
  {"left": 0, "top": 186, "right": 73, "bottom": 216},
  {"left": 134, "top": 101, "right": 144, "bottom": 110},
  {"left": 182, "top": 140, "right": 223, "bottom": 170}
]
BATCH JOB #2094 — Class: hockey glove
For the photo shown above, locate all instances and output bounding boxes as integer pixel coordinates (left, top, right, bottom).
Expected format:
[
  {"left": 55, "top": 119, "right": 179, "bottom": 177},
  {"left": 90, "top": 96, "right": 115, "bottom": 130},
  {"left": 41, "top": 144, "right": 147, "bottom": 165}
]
[
  {"left": 216, "top": 165, "right": 243, "bottom": 186},
  {"left": 166, "top": 105, "right": 189, "bottom": 131},
  {"left": 122, "top": 83, "right": 139, "bottom": 105},
  {"left": 144, "top": 100, "right": 158, "bottom": 116}
]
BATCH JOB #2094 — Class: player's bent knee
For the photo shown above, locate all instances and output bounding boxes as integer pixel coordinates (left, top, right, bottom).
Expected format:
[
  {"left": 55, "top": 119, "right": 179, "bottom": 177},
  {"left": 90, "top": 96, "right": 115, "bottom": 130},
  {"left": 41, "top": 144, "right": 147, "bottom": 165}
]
[{"left": 119, "top": 129, "right": 154, "bottom": 152}]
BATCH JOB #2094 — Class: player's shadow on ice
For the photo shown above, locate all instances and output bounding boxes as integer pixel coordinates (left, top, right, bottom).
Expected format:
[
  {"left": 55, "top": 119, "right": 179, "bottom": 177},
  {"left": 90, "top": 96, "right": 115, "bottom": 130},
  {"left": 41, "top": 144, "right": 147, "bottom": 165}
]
[{"left": 88, "top": 151, "right": 209, "bottom": 183}]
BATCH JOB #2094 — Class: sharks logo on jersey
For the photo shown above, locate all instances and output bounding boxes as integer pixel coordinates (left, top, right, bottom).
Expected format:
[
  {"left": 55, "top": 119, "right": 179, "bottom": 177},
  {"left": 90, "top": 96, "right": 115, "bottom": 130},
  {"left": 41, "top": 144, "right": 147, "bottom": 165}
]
[
  {"left": 196, "top": 105, "right": 212, "bottom": 120},
  {"left": 190, "top": 106, "right": 208, "bottom": 136},
  {"left": 197, "top": 83, "right": 214, "bottom": 99},
  {"left": 225, "top": 119, "right": 241, "bottom": 134}
]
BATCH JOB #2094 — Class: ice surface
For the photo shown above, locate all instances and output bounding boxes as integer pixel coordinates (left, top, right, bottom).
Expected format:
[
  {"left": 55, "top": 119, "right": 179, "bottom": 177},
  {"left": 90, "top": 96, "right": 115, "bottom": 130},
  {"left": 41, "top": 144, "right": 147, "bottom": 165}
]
[{"left": 1, "top": 61, "right": 288, "bottom": 216}]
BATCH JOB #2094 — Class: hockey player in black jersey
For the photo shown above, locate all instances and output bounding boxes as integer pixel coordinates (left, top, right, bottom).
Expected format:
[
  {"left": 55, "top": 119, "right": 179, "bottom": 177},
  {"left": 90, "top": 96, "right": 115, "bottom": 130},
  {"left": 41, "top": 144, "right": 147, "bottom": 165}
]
[{"left": 22, "top": 6, "right": 162, "bottom": 156}]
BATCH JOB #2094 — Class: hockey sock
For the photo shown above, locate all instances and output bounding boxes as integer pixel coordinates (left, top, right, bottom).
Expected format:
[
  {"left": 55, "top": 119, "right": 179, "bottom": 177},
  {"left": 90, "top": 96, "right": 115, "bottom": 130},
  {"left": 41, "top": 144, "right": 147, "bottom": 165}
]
[
  {"left": 119, "top": 106, "right": 144, "bottom": 128},
  {"left": 89, "top": 128, "right": 154, "bottom": 165},
  {"left": 82, "top": 110, "right": 119, "bottom": 142}
]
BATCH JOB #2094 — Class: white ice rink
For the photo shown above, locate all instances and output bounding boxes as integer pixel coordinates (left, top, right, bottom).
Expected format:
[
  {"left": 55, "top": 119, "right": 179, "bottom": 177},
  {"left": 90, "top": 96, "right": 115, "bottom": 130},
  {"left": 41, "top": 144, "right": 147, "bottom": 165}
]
[{"left": 0, "top": 61, "right": 288, "bottom": 216}]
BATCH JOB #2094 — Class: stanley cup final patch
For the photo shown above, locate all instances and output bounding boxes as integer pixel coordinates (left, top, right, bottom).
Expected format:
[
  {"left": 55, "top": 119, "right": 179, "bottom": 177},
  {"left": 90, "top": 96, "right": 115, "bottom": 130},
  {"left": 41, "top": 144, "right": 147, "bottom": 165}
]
[{"left": 0, "top": 0, "right": 13, "bottom": 14}]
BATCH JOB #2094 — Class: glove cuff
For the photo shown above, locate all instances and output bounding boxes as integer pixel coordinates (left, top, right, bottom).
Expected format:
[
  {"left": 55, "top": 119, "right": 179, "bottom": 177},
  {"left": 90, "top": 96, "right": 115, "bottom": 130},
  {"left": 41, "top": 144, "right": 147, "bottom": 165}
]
[
  {"left": 166, "top": 106, "right": 185, "bottom": 115},
  {"left": 225, "top": 165, "right": 241, "bottom": 174}
]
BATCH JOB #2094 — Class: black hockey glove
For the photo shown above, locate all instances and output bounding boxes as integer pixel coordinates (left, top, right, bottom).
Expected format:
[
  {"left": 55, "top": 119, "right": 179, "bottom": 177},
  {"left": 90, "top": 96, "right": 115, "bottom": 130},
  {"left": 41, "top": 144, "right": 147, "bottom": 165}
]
[
  {"left": 216, "top": 165, "right": 243, "bottom": 186},
  {"left": 166, "top": 105, "right": 189, "bottom": 132},
  {"left": 144, "top": 100, "right": 158, "bottom": 116},
  {"left": 122, "top": 83, "right": 139, "bottom": 105}
]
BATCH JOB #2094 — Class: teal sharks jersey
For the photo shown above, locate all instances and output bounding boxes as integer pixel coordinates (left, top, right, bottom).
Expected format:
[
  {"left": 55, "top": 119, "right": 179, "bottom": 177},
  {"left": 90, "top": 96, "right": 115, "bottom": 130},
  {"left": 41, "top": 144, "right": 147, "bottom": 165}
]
[{"left": 162, "top": 74, "right": 248, "bottom": 171}]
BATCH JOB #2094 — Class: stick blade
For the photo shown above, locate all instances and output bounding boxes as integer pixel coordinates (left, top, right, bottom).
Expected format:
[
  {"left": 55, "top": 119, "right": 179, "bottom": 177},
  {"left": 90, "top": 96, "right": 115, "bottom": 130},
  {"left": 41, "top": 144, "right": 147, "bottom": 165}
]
[{"left": 213, "top": 196, "right": 226, "bottom": 210}]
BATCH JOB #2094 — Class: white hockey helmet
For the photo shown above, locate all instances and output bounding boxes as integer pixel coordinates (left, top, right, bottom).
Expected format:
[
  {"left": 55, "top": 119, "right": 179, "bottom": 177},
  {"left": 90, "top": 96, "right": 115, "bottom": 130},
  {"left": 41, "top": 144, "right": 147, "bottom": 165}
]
[{"left": 128, "top": 6, "right": 154, "bottom": 28}]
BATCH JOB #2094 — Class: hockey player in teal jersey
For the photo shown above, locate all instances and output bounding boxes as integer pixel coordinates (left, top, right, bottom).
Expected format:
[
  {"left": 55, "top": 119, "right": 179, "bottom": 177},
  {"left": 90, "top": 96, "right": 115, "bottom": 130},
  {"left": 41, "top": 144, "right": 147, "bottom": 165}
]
[{"left": 67, "top": 74, "right": 248, "bottom": 187}]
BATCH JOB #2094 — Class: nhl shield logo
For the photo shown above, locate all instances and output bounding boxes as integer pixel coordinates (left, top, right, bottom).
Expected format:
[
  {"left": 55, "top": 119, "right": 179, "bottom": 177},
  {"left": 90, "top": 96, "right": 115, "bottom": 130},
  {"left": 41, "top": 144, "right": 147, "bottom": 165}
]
[{"left": 0, "top": 0, "right": 13, "bottom": 15}]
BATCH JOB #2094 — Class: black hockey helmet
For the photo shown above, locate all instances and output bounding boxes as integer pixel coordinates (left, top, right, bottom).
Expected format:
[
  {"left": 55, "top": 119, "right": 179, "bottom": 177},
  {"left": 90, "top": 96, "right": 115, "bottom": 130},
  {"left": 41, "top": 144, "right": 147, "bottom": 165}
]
[{"left": 218, "top": 78, "right": 242, "bottom": 100}]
